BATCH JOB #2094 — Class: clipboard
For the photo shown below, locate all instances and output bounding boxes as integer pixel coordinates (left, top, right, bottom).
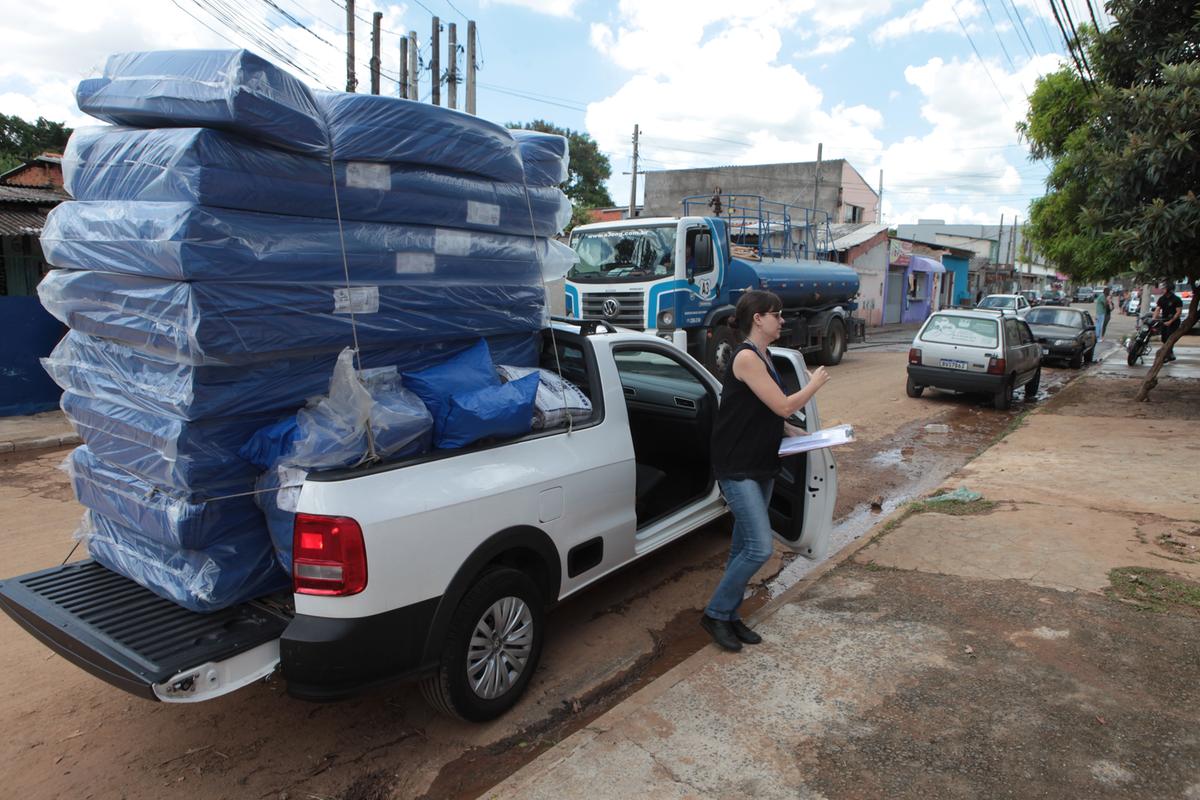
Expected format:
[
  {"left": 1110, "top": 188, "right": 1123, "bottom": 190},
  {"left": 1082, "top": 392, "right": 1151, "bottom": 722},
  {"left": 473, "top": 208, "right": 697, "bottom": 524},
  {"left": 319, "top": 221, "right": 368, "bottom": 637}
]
[{"left": 778, "top": 423, "right": 855, "bottom": 456}]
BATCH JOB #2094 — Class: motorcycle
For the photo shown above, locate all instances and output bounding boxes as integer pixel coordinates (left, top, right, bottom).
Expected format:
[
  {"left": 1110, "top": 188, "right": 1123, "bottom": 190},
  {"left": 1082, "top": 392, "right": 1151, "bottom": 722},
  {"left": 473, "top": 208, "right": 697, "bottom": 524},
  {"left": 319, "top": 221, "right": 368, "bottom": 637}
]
[{"left": 1126, "top": 314, "right": 1166, "bottom": 366}]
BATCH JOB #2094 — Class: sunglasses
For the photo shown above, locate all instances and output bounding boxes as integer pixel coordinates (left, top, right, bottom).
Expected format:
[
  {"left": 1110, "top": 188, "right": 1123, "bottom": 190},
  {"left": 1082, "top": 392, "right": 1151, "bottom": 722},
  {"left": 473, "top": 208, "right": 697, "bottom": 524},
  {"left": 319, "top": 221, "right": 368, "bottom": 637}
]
[{"left": 759, "top": 311, "right": 784, "bottom": 321}]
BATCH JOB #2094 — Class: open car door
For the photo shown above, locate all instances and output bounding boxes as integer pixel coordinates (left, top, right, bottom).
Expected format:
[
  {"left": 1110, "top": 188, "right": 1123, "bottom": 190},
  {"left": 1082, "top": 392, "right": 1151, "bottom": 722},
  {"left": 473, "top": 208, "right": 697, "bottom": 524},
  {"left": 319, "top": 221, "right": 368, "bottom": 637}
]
[{"left": 764, "top": 348, "right": 838, "bottom": 561}]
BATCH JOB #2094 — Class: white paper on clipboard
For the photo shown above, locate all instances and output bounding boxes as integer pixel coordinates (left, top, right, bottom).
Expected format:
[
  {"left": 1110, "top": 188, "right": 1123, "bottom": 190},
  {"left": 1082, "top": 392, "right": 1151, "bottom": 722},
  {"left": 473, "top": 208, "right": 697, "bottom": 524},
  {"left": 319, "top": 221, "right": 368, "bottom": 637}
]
[{"left": 778, "top": 423, "right": 855, "bottom": 456}]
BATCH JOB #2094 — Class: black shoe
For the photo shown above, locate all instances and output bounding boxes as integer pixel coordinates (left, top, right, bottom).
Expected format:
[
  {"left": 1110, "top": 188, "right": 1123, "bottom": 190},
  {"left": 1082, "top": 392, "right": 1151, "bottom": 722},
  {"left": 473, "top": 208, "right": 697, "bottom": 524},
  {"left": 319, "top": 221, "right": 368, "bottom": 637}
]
[
  {"left": 700, "top": 614, "right": 743, "bottom": 651},
  {"left": 730, "top": 619, "right": 763, "bottom": 645}
]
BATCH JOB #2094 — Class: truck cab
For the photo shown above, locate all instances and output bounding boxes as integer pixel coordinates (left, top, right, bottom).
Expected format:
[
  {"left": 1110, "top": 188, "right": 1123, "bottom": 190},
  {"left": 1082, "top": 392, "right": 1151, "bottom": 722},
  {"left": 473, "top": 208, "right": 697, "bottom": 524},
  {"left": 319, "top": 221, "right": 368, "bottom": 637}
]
[{"left": 565, "top": 196, "right": 865, "bottom": 377}]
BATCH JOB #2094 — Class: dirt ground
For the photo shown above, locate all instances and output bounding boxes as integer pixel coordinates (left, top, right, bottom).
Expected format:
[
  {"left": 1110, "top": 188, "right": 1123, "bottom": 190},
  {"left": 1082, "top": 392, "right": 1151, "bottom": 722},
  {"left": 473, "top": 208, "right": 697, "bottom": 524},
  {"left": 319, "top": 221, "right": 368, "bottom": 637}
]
[{"left": 0, "top": 348, "right": 1098, "bottom": 800}]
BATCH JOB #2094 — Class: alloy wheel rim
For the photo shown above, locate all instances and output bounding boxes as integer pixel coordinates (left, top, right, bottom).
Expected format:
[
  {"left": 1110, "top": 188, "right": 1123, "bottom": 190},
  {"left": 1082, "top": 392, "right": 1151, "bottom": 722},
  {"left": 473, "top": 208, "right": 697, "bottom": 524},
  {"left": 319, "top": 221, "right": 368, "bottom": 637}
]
[{"left": 466, "top": 596, "right": 534, "bottom": 700}]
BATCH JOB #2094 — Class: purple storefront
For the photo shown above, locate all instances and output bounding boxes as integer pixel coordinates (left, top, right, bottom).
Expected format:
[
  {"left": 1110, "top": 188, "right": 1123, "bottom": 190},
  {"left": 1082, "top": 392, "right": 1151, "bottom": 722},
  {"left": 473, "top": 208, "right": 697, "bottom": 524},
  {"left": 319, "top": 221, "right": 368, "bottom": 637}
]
[{"left": 883, "top": 241, "right": 945, "bottom": 325}]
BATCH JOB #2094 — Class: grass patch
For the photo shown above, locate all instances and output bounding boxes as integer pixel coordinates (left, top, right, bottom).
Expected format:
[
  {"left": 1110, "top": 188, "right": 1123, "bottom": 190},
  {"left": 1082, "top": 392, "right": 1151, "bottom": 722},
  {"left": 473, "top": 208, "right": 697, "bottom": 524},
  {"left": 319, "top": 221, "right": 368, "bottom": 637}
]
[
  {"left": 877, "top": 497, "right": 998, "bottom": 536},
  {"left": 1106, "top": 567, "right": 1200, "bottom": 614}
]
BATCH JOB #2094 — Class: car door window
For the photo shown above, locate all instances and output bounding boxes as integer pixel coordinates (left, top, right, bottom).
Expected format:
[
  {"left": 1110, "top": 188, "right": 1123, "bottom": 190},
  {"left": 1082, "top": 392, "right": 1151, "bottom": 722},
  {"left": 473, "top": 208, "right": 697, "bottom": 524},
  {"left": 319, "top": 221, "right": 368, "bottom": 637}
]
[
  {"left": 1004, "top": 319, "right": 1021, "bottom": 352},
  {"left": 1018, "top": 321, "right": 1034, "bottom": 345}
]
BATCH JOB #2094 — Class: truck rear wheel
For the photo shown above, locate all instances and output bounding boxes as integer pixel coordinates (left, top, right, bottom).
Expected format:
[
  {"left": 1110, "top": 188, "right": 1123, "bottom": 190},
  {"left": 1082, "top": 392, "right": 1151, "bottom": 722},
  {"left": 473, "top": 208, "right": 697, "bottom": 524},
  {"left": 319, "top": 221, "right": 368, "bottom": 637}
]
[
  {"left": 420, "top": 567, "right": 545, "bottom": 722},
  {"left": 705, "top": 324, "right": 739, "bottom": 379},
  {"left": 817, "top": 318, "right": 847, "bottom": 366}
]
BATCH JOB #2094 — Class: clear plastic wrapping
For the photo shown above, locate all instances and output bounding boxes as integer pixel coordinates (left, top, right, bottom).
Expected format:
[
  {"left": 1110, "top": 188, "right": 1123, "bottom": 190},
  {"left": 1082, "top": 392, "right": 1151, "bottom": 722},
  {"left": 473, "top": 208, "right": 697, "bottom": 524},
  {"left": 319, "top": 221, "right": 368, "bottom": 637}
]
[
  {"left": 510, "top": 130, "right": 570, "bottom": 187},
  {"left": 43, "top": 330, "right": 539, "bottom": 419},
  {"left": 496, "top": 365, "right": 593, "bottom": 429},
  {"left": 64, "top": 127, "right": 571, "bottom": 236},
  {"left": 41, "top": 201, "right": 576, "bottom": 284},
  {"left": 67, "top": 445, "right": 265, "bottom": 550},
  {"left": 81, "top": 509, "right": 289, "bottom": 614},
  {"left": 75, "top": 50, "right": 328, "bottom": 155},
  {"left": 39, "top": 268, "right": 548, "bottom": 364}
]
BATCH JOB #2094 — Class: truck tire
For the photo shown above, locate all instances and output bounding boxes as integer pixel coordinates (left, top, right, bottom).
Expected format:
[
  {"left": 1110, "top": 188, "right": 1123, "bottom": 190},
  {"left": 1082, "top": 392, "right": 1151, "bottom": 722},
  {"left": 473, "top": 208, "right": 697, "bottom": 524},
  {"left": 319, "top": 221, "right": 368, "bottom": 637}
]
[
  {"left": 419, "top": 567, "right": 545, "bottom": 722},
  {"left": 705, "top": 324, "right": 739, "bottom": 379},
  {"left": 817, "top": 318, "right": 847, "bottom": 366}
]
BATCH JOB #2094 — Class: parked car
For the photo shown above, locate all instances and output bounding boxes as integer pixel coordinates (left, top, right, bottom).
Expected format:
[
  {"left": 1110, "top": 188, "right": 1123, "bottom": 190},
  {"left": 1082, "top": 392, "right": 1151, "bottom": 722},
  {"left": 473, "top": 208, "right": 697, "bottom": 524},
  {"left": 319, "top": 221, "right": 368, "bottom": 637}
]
[
  {"left": 1073, "top": 287, "right": 1096, "bottom": 303},
  {"left": 0, "top": 321, "right": 837, "bottom": 721},
  {"left": 976, "top": 294, "right": 1032, "bottom": 318},
  {"left": 906, "top": 309, "right": 1042, "bottom": 410},
  {"left": 1023, "top": 306, "right": 1097, "bottom": 368},
  {"left": 1018, "top": 290, "right": 1042, "bottom": 307},
  {"left": 1041, "top": 290, "right": 1068, "bottom": 306}
]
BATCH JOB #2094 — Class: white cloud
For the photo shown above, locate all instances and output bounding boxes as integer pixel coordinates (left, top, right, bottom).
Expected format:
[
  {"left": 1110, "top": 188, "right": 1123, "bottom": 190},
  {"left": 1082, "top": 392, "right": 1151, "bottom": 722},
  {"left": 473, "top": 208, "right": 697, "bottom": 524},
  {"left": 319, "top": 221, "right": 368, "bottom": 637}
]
[
  {"left": 803, "top": 36, "right": 856, "bottom": 57},
  {"left": 0, "top": 1, "right": 413, "bottom": 126},
  {"left": 483, "top": 0, "right": 580, "bottom": 17},
  {"left": 872, "top": 0, "right": 982, "bottom": 43}
]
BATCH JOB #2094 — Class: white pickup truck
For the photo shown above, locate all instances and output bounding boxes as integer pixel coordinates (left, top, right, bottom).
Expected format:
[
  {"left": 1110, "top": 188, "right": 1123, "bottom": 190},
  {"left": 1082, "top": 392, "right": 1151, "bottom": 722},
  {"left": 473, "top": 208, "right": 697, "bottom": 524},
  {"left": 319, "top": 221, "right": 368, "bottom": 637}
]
[{"left": 0, "top": 320, "right": 837, "bottom": 721}]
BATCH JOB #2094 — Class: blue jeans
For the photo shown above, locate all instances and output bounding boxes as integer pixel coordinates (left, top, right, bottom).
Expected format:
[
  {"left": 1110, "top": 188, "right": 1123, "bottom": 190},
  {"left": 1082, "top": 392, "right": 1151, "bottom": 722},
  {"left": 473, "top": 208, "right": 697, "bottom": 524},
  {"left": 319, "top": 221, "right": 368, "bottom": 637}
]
[
  {"left": 1095, "top": 313, "right": 1106, "bottom": 339},
  {"left": 705, "top": 478, "right": 775, "bottom": 621}
]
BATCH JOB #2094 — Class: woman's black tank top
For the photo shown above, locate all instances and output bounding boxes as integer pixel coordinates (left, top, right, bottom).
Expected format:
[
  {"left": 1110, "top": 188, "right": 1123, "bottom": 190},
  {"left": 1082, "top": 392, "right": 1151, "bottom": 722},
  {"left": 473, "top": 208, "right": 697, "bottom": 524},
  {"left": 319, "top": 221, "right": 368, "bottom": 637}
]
[{"left": 711, "top": 342, "right": 784, "bottom": 480}]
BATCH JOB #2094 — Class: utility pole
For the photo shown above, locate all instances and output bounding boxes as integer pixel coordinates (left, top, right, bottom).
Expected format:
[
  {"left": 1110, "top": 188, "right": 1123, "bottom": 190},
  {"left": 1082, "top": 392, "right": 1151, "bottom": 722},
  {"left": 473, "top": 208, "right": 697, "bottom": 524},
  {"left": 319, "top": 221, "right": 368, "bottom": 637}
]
[
  {"left": 399, "top": 36, "right": 409, "bottom": 99},
  {"left": 447, "top": 23, "right": 457, "bottom": 109},
  {"left": 628, "top": 124, "right": 640, "bottom": 218},
  {"left": 812, "top": 142, "right": 823, "bottom": 214},
  {"left": 407, "top": 31, "right": 418, "bottom": 101},
  {"left": 431, "top": 16, "right": 441, "bottom": 106},
  {"left": 877, "top": 169, "right": 883, "bottom": 224},
  {"left": 370, "top": 12, "right": 382, "bottom": 95},
  {"left": 466, "top": 21, "right": 477, "bottom": 115},
  {"left": 345, "top": 0, "right": 356, "bottom": 92}
]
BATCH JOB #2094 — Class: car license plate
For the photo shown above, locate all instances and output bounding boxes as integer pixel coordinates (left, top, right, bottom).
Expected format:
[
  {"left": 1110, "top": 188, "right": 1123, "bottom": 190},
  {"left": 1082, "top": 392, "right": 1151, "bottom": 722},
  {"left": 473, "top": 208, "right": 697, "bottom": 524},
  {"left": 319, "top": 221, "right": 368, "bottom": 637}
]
[
  {"left": 939, "top": 359, "right": 968, "bottom": 370},
  {"left": 1042, "top": 347, "right": 1049, "bottom": 355}
]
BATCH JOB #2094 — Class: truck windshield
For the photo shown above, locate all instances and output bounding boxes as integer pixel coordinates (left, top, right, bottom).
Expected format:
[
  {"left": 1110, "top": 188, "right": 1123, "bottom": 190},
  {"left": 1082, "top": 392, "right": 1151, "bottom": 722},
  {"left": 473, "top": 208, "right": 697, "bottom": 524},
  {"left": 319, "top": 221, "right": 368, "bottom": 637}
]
[{"left": 569, "top": 226, "right": 675, "bottom": 282}]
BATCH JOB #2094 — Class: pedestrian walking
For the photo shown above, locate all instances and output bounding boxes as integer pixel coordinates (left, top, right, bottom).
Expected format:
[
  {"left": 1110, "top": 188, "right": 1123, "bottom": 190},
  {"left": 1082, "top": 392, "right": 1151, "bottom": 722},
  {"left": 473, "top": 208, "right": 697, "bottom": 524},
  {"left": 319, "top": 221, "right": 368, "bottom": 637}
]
[
  {"left": 700, "top": 290, "right": 831, "bottom": 652},
  {"left": 1094, "top": 288, "right": 1109, "bottom": 340},
  {"left": 1154, "top": 282, "right": 1184, "bottom": 362},
  {"left": 1102, "top": 289, "right": 1114, "bottom": 337}
]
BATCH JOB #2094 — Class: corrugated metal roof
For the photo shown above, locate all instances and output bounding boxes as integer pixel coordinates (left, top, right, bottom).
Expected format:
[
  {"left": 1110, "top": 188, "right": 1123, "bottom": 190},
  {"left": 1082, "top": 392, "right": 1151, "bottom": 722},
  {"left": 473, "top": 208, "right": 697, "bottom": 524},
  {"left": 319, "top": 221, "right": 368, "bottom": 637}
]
[
  {"left": 0, "top": 185, "right": 67, "bottom": 204},
  {"left": 830, "top": 223, "right": 888, "bottom": 250},
  {"left": 0, "top": 209, "right": 48, "bottom": 235}
]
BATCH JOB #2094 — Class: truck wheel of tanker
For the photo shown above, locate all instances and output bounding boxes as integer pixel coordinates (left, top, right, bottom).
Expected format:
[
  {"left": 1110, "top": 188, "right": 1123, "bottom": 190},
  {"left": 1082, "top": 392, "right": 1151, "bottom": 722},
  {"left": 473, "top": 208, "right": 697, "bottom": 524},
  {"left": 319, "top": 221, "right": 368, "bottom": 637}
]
[
  {"left": 420, "top": 567, "right": 545, "bottom": 722},
  {"left": 817, "top": 318, "right": 847, "bottom": 366},
  {"left": 705, "top": 324, "right": 739, "bottom": 378}
]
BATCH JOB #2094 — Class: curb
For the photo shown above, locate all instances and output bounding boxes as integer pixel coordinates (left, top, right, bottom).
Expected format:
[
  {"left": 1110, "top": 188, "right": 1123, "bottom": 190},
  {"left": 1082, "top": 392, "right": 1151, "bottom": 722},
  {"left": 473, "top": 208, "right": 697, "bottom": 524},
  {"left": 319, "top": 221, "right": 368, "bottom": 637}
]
[{"left": 0, "top": 433, "right": 81, "bottom": 454}]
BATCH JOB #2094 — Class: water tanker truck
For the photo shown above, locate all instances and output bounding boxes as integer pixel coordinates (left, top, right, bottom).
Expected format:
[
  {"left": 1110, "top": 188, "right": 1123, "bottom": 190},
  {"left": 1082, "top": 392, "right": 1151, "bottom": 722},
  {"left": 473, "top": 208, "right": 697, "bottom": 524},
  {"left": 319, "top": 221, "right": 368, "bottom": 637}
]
[{"left": 565, "top": 195, "right": 864, "bottom": 376}]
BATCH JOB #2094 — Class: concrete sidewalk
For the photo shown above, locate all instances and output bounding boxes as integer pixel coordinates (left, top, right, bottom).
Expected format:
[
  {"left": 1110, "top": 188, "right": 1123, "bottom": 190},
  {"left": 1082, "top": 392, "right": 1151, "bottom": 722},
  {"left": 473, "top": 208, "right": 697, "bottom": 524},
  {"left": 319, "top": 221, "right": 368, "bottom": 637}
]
[
  {"left": 0, "top": 409, "right": 78, "bottom": 453},
  {"left": 487, "top": 367, "right": 1200, "bottom": 798}
]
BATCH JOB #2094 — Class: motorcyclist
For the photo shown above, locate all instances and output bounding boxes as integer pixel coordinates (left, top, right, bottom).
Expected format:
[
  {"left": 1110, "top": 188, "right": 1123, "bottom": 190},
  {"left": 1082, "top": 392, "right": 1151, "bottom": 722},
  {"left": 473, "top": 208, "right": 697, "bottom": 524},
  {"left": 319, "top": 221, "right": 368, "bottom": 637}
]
[{"left": 1153, "top": 282, "right": 1184, "bottom": 362}]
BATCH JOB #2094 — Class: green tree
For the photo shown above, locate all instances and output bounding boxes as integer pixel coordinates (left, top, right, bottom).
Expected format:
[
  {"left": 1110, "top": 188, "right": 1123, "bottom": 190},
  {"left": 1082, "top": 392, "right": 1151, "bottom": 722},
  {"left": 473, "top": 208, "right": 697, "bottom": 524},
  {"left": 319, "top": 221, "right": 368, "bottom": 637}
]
[
  {"left": 511, "top": 120, "right": 613, "bottom": 229},
  {"left": 0, "top": 113, "right": 72, "bottom": 173},
  {"left": 1018, "top": 1, "right": 1200, "bottom": 400}
]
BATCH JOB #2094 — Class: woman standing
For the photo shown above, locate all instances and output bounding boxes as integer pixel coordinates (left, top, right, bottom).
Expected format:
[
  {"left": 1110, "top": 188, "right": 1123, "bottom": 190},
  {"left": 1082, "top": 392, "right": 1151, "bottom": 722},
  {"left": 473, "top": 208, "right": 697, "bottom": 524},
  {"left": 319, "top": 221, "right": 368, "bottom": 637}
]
[{"left": 701, "top": 290, "right": 831, "bottom": 651}]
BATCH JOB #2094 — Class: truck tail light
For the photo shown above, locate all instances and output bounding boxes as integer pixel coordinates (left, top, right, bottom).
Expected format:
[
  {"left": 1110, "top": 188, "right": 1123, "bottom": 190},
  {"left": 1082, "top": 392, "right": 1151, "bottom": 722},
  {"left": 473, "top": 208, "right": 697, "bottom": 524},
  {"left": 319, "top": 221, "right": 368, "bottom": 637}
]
[
  {"left": 292, "top": 514, "right": 367, "bottom": 596},
  {"left": 908, "top": 347, "right": 921, "bottom": 365},
  {"left": 987, "top": 356, "right": 1006, "bottom": 375}
]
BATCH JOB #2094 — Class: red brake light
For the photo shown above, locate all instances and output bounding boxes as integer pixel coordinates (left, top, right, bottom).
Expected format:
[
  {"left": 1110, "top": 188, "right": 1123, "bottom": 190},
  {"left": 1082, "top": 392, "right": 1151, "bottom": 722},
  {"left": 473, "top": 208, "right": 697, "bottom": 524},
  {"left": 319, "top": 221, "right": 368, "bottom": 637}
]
[
  {"left": 908, "top": 347, "right": 921, "bottom": 365},
  {"left": 292, "top": 513, "right": 367, "bottom": 596},
  {"left": 987, "top": 357, "right": 1006, "bottom": 375}
]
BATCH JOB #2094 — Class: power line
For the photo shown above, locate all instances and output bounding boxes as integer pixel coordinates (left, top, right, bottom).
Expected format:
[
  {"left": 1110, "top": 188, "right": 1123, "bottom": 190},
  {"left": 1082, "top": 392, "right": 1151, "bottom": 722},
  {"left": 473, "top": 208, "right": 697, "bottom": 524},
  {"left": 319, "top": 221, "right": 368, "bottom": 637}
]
[
  {"left": 980, "top": 0, "right": 1020, "bottom": 72},
  {"left": 1000, "top": 0, "right": 1040, "bottom": 59},
  {"left": 951, "top": 1, "right": 1016, "bottom": 115}
]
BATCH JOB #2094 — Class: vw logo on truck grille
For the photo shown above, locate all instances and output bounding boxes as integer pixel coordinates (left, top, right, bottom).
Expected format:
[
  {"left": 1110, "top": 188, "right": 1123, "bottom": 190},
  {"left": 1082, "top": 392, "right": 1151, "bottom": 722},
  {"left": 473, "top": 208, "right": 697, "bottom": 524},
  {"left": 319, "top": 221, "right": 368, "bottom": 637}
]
[{"left": 601, "top": 298, "right": 622, "bottom": 319}]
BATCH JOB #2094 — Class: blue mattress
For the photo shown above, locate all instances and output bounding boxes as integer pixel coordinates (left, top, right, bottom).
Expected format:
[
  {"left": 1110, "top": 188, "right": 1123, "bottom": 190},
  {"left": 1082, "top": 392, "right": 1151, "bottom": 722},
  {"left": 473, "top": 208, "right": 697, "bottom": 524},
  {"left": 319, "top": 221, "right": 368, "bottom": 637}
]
[
  {"left": 511, "top": 130, "right": 570, "bottom": 187},
  {"left": 83, "top": 509, "right": 289, "bottom": 614},
  {"left": 44, "top": 330, "right": 540, "bottom": 419},
  {"left": 41, "top": 201, "right": 572, "bottom": 284},
  {"left": 61, "top": 390, "right": 278, "bottom": 492},
  {"left": 63, "top": 127, "right": 570, "bottom": 236},
  {"left": 76, "top": 50, "right": 328, "bottom": 155},
  {"left": 68, "top": 445, "right": 265, "bottom": 551},
  {"left": 40, "top": 268, "right": 548, "bottom": 364}
]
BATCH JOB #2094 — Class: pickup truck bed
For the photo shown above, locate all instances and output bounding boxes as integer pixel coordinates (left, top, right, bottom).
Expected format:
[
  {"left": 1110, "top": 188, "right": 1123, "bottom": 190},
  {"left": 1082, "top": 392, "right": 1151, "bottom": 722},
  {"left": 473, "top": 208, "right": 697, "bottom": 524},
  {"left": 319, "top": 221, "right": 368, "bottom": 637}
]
[{"left": 0, "top": 560, "right": 289, "bottom": 700}]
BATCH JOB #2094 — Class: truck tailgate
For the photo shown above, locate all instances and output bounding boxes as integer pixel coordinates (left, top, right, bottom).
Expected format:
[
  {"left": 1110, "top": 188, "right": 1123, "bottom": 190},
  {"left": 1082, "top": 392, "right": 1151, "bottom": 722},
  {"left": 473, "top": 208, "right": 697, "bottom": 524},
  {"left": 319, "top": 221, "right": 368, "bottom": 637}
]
[{"left": 0, "top": 559, "right": 289, "bottom": 701}]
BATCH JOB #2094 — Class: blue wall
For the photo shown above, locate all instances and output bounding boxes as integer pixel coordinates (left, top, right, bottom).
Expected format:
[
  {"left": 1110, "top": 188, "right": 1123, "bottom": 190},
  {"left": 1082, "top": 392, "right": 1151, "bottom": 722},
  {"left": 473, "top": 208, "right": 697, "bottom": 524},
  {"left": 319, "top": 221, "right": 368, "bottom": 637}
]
[
  {"left": 943, "top": 255, "right": 972, "bottom": 306},
  {"left": 0, "top": 296, "right": 65, "bottom": 416}
]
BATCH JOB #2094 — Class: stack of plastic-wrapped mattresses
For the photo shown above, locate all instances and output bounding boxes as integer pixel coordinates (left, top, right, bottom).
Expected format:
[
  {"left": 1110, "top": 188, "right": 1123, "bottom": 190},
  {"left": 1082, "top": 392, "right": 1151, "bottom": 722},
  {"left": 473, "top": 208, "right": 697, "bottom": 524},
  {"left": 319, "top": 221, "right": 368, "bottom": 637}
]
[{"left": 39, "top": 49, "right": 573, "bottom": 612}]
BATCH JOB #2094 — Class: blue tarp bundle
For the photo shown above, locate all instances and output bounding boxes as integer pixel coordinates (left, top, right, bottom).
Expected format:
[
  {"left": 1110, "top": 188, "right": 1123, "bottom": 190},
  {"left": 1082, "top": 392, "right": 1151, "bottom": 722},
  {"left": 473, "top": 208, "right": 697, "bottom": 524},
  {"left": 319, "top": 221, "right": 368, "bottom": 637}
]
[
  {"left": 64, "top": 127, "right": 571, "bottom": 236},
  {"left": 43, "top": 330, "right": 540, "bottom": 419},
  {"left": 52, "top": 48, "right": 569, "bottom": 612}
]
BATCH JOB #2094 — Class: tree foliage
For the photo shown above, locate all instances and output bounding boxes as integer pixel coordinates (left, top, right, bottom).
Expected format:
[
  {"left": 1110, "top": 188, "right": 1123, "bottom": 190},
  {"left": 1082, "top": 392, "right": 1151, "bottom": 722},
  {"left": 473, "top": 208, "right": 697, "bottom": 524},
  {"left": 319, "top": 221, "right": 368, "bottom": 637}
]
[
  {"left": 510, "top": 120, "right": 613, "bottom": 226},
  {"left": 0, "top": 113, "right": 72, "bottom": 173},
  {"left": 1019, "top": 0, "right": 1200, "bottom": 399}
]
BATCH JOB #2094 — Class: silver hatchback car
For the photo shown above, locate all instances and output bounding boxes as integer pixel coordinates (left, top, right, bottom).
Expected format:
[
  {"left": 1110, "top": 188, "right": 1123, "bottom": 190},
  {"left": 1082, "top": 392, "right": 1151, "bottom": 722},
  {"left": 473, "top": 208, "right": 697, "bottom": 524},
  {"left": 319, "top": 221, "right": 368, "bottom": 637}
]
[{"left": 906, "top": 309, "right": 1042, "bottom": 410}]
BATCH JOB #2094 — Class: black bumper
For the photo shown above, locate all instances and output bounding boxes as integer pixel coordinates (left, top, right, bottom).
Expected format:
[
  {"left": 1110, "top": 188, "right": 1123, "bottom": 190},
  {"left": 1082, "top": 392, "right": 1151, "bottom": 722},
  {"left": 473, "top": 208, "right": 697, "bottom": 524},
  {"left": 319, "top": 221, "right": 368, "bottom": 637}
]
[
  {"left": 908, "top": 364, "right": 1004, "bottom": 393},
  {"left": 281, "top": 596, "right": 440, "bottom": 700},
  {"left": 1038, "top": 342, "right": 1083, "bottom": 360}
]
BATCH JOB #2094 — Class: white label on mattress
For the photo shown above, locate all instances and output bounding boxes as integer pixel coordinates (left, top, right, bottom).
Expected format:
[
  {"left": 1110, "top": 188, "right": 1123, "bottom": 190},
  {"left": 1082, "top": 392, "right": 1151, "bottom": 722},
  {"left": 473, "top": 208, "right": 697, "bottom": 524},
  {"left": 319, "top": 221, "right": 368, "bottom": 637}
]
[
  {"left": 333, "top": 286, "right": 379, "bottom": 314},
  {"left": 435, "top": 228, "right": 473, "bottom": 256},
  {"left": 358, "top": 365, "right": 398, "bottom": 381},
  {"left": 396, "top": 253, "right": 436, "bottom": 274},
  {"left": 345, "top": 161, "right": 390, "bottom": 190},
  {"left": 466, "top": 200, "right": 501, "bottom": 226}
]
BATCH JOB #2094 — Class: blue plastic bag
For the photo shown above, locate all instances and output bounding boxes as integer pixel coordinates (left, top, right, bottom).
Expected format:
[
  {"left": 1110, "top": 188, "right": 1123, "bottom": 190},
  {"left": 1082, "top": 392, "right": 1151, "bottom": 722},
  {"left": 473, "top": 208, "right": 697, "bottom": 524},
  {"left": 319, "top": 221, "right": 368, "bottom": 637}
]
[
  {"left": 401, "top": 339, "right": 499, "bottom": 436},
  {"left": 438, "top": 371, "right": 540, "bottom": 449}
]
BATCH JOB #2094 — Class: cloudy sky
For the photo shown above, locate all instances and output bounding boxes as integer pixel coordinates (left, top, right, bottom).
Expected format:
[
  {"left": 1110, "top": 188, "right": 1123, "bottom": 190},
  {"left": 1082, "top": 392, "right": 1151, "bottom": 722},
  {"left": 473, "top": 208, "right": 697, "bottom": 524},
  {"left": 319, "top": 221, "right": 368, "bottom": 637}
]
[{"left": 0, "top": 0, "right": 1074, "bottom": 225}]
